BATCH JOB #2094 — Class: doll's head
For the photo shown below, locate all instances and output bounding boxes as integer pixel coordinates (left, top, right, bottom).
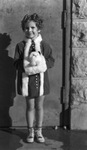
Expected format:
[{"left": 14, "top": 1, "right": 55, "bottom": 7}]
[{"left": 29, "top": 51, "right": 41, "bottom": 66}]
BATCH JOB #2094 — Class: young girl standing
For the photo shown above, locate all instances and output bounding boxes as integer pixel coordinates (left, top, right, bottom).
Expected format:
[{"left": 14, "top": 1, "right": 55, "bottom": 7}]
[{"left": 14, "top": 13, "right": 55, "bottom": 143}]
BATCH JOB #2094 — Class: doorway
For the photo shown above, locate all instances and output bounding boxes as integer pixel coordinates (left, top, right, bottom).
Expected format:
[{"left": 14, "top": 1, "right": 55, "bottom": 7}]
[{"left": 0, "top": 0, "right": 68, "bottom": 128}]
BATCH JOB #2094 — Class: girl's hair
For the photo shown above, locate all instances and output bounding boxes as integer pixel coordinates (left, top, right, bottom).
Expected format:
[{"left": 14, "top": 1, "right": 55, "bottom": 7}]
[{"left": 21, "top": 13, "right": 43, "bottom": 31}]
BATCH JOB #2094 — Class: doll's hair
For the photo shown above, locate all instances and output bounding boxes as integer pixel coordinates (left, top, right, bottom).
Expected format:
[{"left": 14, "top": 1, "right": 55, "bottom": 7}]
[{"left": 21, "top": 13, "right": 43, "bottom": 31}]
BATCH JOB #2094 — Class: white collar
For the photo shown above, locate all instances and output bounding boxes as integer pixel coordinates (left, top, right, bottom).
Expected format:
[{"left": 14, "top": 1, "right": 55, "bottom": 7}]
[
  {"left": 34, "top": 34, "right": 42, "bottom": 44},
  {"left": 24, "top": 34, "right": 42, "bottom": 43}
]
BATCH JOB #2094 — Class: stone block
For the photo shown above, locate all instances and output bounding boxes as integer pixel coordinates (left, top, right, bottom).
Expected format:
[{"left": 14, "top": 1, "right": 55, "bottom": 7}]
[
  {"left": 72, "top": 22, "right": 87, "bottom": 48},
  {"left": 72, "top": 0, "right": 87, "bottom": 19},
  {"left": 71, "top": 103, "right": 87, "bottom": 129},
  {"left": 71, "top": 48, "right": 87, "bottom": 77},
  {"left": 71, "top": 78, "right": 87, "bottom": 105}
]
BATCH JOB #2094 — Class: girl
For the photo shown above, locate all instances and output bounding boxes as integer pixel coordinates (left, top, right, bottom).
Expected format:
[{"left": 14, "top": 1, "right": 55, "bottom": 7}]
[{"left": 14, "top": 13, "right": 55, "bottom": 143}]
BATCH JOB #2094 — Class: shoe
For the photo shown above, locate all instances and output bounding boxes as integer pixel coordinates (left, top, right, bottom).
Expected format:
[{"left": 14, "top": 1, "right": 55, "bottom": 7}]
[
  {"left": 27, "top": 128, "right": 34, "bottom": 143},
  {"left": 35, "top": 128, "right": 45, "bottom": 143}
]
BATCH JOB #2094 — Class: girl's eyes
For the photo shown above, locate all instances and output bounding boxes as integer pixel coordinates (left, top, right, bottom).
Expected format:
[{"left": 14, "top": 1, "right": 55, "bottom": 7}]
[
  {"left": 31, "top": 27, "right": 35, "bottom": 29},
  {"left": 25, "top": 27, "right": 28, "bottom": 30},
  {"left": 25, "top": 27, "right": 35, "bottom": 30}
]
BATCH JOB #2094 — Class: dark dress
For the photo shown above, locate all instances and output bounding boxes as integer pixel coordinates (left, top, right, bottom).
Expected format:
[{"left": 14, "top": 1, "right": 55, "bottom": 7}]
[{"left": 14, "top": 40, "right": 55, "bottom": 98}]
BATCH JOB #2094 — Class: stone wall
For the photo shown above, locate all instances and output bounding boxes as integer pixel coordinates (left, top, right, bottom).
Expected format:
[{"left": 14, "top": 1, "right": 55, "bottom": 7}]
[{"left": 71, "top": 0, "right": 87, "bottom": 129}]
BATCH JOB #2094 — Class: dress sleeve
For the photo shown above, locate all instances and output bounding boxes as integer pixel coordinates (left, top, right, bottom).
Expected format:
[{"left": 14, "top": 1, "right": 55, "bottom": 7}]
[
  {"left": 14, "top": 44, "right": 24, "bottom": 72},
  {"left": 44, "top": 43, "right": 55, "bottom": 69}
]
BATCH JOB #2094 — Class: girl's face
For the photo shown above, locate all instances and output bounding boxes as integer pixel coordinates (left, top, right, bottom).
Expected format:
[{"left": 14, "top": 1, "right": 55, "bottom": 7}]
[{"left": 24, "top": 21, "right": 40, "bottom": 40}]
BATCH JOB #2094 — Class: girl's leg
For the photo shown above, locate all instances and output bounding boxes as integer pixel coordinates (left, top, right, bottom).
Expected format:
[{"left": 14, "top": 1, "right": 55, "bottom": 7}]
[
  {"left": 35, "top": 95, "right": 45, "bottom": 143},
  {"left": 35, "top": 95, "right": 45, "bottom": 127},
  {"left": 26, "top": 97, "right": 35, "bottom": 128},
  {"left": 26, "top": 97, "right": 35, "bottom": 143}
]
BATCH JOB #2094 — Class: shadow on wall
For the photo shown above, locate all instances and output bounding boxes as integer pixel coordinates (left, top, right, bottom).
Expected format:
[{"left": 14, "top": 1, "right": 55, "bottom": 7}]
[{"left": 0, "top": 33, "right": 16, "bottom": 127}]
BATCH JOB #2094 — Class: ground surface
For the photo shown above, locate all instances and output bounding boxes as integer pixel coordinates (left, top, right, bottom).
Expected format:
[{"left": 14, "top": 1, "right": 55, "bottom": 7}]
[{"left": 0, "top": 128, "right": 87, "bottom": 150}]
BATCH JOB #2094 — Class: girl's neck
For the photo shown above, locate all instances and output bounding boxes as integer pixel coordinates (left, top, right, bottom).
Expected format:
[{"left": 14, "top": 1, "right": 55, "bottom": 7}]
[
  {"left": 31, "top": 34, "right": 39, "bottom": 41},
  {"left": 24, "top": 34, "right": 42, "bottom": 42}
]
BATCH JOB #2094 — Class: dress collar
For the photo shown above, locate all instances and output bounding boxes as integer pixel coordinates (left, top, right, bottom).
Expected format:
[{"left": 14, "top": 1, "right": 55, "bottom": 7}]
[{"left": 24, "top": 34, "right": 42, "bottom": 43}]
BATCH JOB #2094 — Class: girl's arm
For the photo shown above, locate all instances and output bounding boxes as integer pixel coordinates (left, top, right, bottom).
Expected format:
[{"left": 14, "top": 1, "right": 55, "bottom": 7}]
[
  {"left": 14, "top": 44, "right": 24, "bottom": 72},
  {"left": 43, "top": 43, "right": 55, "bottom": 69}
]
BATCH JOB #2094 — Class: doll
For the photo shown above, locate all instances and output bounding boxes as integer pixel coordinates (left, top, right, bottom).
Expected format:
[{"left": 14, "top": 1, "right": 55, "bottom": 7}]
[{"left": 22, "top": 41, "right": 47, "bottom": 96}]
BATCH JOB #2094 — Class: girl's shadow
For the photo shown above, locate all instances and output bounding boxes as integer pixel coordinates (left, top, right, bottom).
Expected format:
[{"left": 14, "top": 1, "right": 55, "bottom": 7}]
[{"left": 0, "top": 33, "right": 16, "bottom": 128}]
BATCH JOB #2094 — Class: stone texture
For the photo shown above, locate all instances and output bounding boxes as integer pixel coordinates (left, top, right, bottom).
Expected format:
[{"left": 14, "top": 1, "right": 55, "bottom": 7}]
[
  {"left": 71, "top": 103, "right": 87, "bottom": 130},
  {"left": 72, "top": 22, "right": 87, "bottom": 48},
  {"left": 71, "top": 0, "right": 87, "bottom": 129},
  {"left": 71, "top": 48, "right": 87, "bottom": 77},
  {"left": 71, "top": 78, "right": 87, "bottom": 106},
  {"left": 72, "top": 0, "right": 87, "bottom": 19}
]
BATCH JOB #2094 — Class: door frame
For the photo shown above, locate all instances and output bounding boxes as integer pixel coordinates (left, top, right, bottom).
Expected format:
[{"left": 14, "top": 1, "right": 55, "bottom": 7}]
[{"left": 61, "top": 0, "right": 71, "bottom": 129}]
